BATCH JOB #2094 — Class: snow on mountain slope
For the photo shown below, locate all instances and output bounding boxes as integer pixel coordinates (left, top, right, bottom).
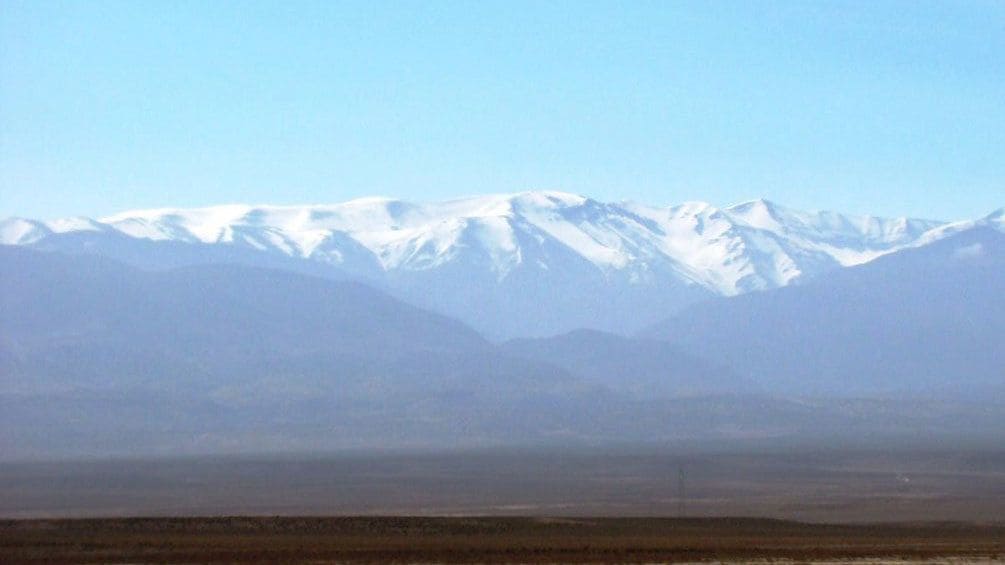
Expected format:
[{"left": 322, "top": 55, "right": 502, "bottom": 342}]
[
  {"left": 91, "top": 192, "right": 703, "bottom": 284},
  {"left": 3, "top": 191, "right": 992, "bottom": 338},
  {"left": 911, "top": 207, "right": 1005, "bottom": 247},
  {"left": 619, "top": 197, "right": 945, "bottom": 293},
  {"left": 0, "top": 218, "right": 50, "bottom": 245},
  {"left": 88, "top": 192, "right": 943, "bottom": 289}
]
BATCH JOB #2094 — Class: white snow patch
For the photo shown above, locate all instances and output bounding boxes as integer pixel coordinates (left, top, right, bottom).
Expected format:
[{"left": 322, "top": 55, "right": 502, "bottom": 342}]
[{"left": 953, "top": 243, "right": 984, "bottom": 259}]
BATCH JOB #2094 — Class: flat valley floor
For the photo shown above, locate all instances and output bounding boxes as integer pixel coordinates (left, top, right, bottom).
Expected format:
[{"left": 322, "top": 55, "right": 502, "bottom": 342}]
[{"left": 1, "top": 448, "right": 1004, "bottom": 563}]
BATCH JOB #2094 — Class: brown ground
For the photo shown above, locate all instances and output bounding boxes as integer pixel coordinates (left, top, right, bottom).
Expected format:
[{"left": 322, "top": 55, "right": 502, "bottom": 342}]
[
  {"left": 1, "top": 516, "right": 1003, "bottom": 564},
  {"left": 3, "top": 449, "right": 1004, "bottom": 563},
  {"left": 3, "top": 449, "right": 1005, "bottom": 522}
]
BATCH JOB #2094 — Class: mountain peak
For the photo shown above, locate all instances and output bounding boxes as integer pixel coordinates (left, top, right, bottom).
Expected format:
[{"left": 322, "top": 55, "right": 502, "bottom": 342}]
[
  {"left": 983, "top": 207, "right": 1005, "bottom": 223},
  {"left": 45, "top": 216, "right": 110, "bottom": 234},
  {"left": 730, "top": 197, "right": 777, "bottom": 209},
  {"left": 0, "top": 217, "right": 51, "bottom": 245},
  {"left": 724, "top": 198, "right": 786, "bottom": 230},
  {"left": 506, "top": 190, "right": 589, "bottom": 209}
]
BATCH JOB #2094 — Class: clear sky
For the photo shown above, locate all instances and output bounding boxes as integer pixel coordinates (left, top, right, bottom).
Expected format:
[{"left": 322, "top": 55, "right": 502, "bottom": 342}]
[{"left": 1, "top": 1, "right": 1002, "bottom": 220}]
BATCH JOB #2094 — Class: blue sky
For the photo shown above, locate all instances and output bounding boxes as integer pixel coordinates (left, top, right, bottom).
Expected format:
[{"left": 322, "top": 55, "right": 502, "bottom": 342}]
[{"left": 1, "top": 1, "right": 1002, "bottom": 220}]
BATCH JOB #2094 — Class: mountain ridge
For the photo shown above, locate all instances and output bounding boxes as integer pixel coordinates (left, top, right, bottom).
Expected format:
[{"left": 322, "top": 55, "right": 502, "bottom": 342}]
[
  {"left": 3, "top": 192, "right": 999, "bottom": 338},
  {"left": 642, "top": 226, "right": 1005, "bottom": 396}
]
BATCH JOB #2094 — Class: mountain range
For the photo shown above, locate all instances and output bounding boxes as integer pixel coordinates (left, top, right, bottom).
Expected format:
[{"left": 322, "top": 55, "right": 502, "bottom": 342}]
[
  {"left": 4, "top": 192, "right": 999, "bottom": 338},
  {"left": 2, "top": 193, "right": 1003, "bottom": 458}
]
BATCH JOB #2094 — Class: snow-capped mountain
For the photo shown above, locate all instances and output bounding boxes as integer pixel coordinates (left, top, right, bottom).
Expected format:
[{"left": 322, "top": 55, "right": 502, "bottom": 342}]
[{"left": 2, "top": 192, "right": 995, "bottom": 338}]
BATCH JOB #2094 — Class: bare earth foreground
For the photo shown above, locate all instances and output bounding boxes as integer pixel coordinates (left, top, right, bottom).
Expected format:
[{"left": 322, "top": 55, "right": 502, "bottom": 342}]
[
  {"left": 1, "top": 449, "right": 1004, "bottom": 563},
  {"left": 1, "top": 516, "right": 1003, "bottom": 564}
]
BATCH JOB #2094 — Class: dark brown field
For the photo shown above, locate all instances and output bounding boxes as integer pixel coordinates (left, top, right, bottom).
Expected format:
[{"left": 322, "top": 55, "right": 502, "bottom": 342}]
[{"left": 1, "top": 516, "right": 1004, "bottom": 564}]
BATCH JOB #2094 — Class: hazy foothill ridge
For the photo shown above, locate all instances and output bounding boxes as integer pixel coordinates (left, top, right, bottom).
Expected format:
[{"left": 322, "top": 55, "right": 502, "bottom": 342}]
[{"left": 642, "top": 226, "right": 1005, "bottom": 397}]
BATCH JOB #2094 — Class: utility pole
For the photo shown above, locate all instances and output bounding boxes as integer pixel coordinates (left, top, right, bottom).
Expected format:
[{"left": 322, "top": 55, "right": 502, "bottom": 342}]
[{"left": 678, "top": 466, "right": 685, "bottom": 517}]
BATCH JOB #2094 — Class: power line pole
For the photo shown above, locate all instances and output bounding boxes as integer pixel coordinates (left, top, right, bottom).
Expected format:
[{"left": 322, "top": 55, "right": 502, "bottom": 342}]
[{"left": 678, "top": 466, "right": 685, "bottom": 517}]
